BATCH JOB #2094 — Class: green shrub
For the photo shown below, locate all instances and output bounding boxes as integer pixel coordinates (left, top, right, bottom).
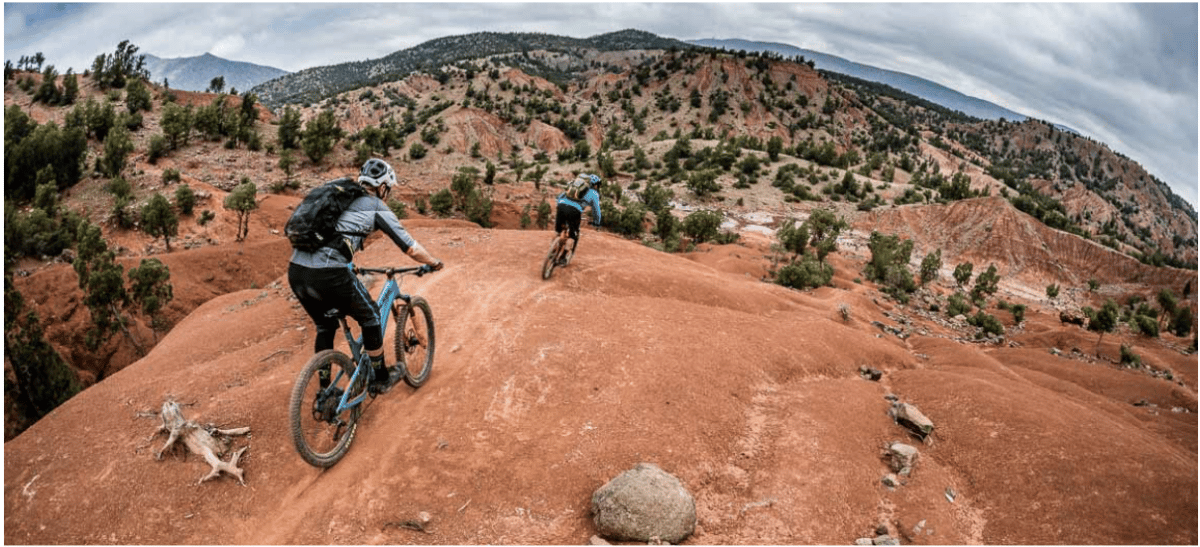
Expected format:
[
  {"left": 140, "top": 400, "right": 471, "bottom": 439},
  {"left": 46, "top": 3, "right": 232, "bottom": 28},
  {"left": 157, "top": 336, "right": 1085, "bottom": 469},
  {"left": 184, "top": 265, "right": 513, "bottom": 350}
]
[
  {"left": 387, "top": 199, "right": 408, "bottom": 220},
  {"left": 967, "top": 311, "right": 1004, "bottom": 338},
  {"left": 947, "top": 292, "right": 971, "bottom": 317},
  {"left": 682, "top": 209, "right": 722, "bottom": 243},
  {"left": 1120, "top": 344, "right": 1141, "bottom": 367},
  {"left": 1010, "top": 303, "right": 1026, "bottom": 324},
  {"left": 173, "top": 184, "right": 195, "bottom": 215},
  {"left": 1130, "top": 314, "right": 1159, "bottom": 337},
  {"left": 776, "top": 255, "right": 834, "bottom": 290},
  {"left": 429, "top": 188, "right": 453, "bottom": 216}
]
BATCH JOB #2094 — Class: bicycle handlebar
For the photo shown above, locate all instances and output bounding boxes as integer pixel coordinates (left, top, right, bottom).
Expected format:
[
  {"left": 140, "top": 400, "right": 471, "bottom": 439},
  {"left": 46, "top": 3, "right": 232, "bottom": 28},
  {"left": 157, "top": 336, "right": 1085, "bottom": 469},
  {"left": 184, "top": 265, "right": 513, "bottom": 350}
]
[{"left": 355, "top": 264, "right": 434, "bottom": 277}]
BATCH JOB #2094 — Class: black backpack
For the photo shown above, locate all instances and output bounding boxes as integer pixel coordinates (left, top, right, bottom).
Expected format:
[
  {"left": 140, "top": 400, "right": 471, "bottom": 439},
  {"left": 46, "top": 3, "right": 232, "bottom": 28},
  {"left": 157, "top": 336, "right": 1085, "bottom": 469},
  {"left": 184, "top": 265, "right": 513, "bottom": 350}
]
[{"left": 285, "top": 178, "right": 367, "bottom": 255}]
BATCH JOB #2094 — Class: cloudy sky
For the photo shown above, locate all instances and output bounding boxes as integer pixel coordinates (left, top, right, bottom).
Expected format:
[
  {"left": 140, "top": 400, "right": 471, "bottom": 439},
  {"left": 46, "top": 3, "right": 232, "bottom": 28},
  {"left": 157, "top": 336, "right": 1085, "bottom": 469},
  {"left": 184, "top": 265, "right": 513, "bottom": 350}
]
[{"left": 5, "top": 2, "right": 1197, "bottom": 208}]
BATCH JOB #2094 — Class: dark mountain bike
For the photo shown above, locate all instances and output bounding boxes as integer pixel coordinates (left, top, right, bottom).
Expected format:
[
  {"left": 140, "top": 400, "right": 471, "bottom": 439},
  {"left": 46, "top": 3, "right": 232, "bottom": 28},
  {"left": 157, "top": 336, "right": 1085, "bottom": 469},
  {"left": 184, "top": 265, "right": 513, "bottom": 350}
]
[
  {"left": 541, "top": 228, "right": 578, "bottom": 280},
  {"left": 288, "top": 264, "right": 436, "bottom": 468}
]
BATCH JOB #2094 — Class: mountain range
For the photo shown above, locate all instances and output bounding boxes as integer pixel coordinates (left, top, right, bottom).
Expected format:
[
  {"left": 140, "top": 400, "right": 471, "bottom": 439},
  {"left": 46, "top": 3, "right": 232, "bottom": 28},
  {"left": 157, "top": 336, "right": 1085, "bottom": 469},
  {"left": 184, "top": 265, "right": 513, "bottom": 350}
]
[
  {"left": 687, "top": 37, "right": 1074, "bottom": 131},
  {"left": 142, "top": 52, "right": 288, "bottom": 93},
  {"left": 157, "top": 31, "right": 1053, "bottom": 133}
]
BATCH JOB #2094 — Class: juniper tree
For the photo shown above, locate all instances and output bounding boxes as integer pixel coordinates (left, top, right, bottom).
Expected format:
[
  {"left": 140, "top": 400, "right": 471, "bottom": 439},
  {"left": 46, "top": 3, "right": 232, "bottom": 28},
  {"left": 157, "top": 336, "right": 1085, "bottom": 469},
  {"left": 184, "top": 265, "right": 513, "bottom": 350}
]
[
  {"left": 223, "top": 178, "right": 258, "bottom": 241},
  {"left": 141, "top": 193, "right": 179, "bottom": 250},
  {"left": 127, "top": 257, "right": 173, "bottom": 339}
]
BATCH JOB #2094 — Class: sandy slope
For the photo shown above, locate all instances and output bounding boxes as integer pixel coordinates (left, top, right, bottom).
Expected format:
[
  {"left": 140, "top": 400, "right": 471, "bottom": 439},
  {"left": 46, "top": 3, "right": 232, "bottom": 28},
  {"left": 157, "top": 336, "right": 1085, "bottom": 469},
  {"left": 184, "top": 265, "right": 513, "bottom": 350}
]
[{"left": 5, "top": 210, "right": 1197, "bottom": 544}]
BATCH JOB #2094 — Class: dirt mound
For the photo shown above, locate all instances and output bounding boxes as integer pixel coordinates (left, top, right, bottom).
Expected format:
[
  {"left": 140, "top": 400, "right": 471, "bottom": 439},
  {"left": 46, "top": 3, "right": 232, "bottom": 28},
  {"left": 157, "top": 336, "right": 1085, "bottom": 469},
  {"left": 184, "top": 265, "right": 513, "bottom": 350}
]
[{"left": 5, "top": 222, "right": 1196, "bottom": 544}]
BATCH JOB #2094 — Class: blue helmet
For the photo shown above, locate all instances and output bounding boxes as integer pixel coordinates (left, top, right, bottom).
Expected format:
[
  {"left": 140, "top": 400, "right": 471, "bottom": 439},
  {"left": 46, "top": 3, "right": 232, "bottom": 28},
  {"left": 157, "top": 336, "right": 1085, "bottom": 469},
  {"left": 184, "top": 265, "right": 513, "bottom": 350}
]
[{"left": 588, "top": 174, "right": 601, "bottom": 187}]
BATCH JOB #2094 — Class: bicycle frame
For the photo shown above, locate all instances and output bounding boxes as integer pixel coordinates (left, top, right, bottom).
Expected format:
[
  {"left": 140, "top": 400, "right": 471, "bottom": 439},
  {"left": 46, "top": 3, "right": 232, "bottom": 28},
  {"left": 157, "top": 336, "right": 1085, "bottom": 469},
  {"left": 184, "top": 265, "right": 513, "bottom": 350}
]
[{"left": 328, "top": 266, "right": 424, "bottom": 415}]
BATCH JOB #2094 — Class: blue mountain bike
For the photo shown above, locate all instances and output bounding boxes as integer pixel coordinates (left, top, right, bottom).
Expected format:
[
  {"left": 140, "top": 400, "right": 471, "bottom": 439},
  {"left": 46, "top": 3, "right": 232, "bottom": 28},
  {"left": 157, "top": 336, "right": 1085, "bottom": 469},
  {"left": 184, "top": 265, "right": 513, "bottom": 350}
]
[{"left": 288, "top": 264, "right": 436, "bottom": 468}]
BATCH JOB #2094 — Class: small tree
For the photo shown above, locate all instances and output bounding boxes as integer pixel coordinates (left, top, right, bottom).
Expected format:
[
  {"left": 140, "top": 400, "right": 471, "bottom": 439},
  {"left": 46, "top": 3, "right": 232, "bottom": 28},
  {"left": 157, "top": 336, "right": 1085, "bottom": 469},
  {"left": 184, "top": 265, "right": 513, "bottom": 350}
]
[
  {"left": 173, "top": 184, "right": 196, "bottom": 216},
  {"left": 127, "top": 258, "right": 173, "bottom": 340},
  {"left": 223, "top": 178, "right": 258, "bottom": 241},
  {"left": 301, "top": 109, "right": 340, "bottom": 163},
  {"left": 1156, "top": 289, "right": 1179, "bottom": 332},
  {"left": 776, "top": 254, "right": 833, "bottom": 290},
  {"left": 1046, "top": 283, "right": 1060, "bottom": 299},
  {"left": 953, "top": 262, "right": 974, "bottom": 288},
  {"left": 140, "top": 193, "right": 179, "bottom": 250},
  {"left": 971, "top": 264, "right": 1001, "bottom": 301},
  {"left": 278, "top": 149, "right": 296, "bottom": 189},
  {"left": 536, "top": 199, "right": 552, "bottom": 229},
  {"left": 1087, "top": 298, "right": 1120, "bottom": 355},
  {"left": 207, "top": 75, "right": 226, "bottom": 94},
  {"left": 686, "top": 169, "right": 720, "bottom": 198},
  {"left": 919, "top": 249, "right": 942, "bottom": 286},
  {"left": 804, "top": 208, "right": 846, "bottom": 263},
  {"left": 277, "top": 106, "right": 302, "bottom": 150},
  {"left": 101, "top": 124, "right": 134, "bottom": 177},
  {"left": 776, "top": 218, "right": 809, "bottom": 256},
  {"left": 429, "top": 189, "right": 454, "bottom": 217},
  {"left": 682, "top": 209, "right": 722, "bottom": 243}
]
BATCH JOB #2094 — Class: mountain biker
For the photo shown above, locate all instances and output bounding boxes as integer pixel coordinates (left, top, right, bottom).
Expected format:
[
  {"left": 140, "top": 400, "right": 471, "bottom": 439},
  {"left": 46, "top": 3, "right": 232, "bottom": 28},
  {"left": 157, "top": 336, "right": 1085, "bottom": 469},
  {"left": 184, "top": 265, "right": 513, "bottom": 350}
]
[
  {"left": 287, "top": 158, "right": 444, "bottom": 394},
  {"left": 554, "top": 173, "right": 603, "bottom": 264}
]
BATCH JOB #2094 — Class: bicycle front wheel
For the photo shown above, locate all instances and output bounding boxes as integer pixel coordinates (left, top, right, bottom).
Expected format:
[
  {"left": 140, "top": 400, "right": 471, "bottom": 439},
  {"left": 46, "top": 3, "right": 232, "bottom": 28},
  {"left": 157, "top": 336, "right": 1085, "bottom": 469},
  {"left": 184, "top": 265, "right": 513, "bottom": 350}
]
[
  {"left": 289, "top": 350, "right": 363, "bottom": 467},
  {"left": 542, "top": 239, "right": 561, "bottom": 280},
  {"left": 395, "top": 296, "right": 435, "bottom": 388}
]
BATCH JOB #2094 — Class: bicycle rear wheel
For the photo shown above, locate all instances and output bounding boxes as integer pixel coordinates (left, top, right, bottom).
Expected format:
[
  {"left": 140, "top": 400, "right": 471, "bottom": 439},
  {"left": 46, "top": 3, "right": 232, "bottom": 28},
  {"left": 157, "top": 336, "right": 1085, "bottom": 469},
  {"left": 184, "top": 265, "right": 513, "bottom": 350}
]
[
  {"left": 289, "top": 350, "right": 363, "bottom": 467},
  {"left": 395, "top": 296, "right": 435, "bottom": 388}
]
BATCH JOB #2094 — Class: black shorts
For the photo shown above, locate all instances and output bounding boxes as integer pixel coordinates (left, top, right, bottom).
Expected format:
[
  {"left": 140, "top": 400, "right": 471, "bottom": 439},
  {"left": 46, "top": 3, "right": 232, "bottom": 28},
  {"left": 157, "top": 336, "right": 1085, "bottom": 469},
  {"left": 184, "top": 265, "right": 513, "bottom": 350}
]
[
  {"left": 555, "top": 202, "right": 582, "bottom": 240},
  {"left": 288, "top": 262, "right": 382, "bottom": 352}
]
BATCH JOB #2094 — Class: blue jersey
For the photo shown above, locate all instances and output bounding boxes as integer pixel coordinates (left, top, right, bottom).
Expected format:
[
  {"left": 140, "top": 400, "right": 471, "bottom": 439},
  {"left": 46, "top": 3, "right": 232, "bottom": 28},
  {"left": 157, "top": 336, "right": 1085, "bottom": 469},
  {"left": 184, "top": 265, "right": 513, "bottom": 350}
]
[{"left": 556, "top": 187, "right": 602, "bottom": 225}]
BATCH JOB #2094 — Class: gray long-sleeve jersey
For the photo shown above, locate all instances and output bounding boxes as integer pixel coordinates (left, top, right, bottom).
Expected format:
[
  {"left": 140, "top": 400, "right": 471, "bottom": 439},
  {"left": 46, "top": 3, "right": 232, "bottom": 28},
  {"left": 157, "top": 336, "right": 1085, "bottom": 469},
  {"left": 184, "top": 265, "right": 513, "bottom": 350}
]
[{"left": 289, "top": 194, "right": 418, "bottom": 268}]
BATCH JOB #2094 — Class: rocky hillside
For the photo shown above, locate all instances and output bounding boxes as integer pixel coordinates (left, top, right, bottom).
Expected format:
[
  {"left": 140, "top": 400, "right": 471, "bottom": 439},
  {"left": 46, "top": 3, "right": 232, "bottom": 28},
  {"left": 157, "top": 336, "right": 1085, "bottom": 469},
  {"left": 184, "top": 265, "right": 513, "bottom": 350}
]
[
  {"left": 5, "top": 39, "right": 1198, "bottom": 544},
  {"left": 249, "top": 29, "right": 689, "bottom": 107}
]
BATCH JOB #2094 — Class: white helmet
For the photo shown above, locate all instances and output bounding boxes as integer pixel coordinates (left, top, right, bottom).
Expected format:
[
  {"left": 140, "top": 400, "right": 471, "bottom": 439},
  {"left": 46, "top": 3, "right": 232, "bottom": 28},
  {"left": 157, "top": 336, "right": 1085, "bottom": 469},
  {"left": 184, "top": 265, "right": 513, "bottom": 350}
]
[{"left": 358, "top": 158, "right": 397, "bottom": 188}]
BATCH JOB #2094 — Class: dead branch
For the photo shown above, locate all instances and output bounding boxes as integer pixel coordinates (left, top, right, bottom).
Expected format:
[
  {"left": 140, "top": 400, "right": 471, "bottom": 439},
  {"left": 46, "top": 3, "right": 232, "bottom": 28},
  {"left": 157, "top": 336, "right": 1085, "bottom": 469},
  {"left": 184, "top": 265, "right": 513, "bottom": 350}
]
[{"left": 151, "top": 399, "right": 251, "bottom": 485}]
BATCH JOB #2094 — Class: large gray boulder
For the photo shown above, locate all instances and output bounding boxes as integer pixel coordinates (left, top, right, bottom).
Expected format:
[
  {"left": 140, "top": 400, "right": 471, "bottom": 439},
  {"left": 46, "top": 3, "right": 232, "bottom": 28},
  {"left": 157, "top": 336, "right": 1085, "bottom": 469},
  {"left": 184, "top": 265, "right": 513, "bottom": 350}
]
[{"left": 591, "top": 463, "right": 696, "bottom": 544}]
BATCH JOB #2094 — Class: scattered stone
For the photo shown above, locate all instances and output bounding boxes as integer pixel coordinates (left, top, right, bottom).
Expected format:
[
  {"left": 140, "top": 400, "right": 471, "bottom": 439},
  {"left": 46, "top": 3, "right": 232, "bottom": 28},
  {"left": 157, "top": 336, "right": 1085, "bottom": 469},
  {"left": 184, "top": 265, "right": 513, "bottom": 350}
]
[
  {"left": 873, "top": 534, "right": 900, "bottom": 545},
  {"left": 854, "top": 538, "right": 874, "bottom": 546},
  {"left": 1133, "top": 399, "right": 1150, "bottom": 407},
  {"left": 944, "top": 487, "right": 956, "bottom": 503},
  {"left": 591, "top": 463, "right": 696, "bottom": 544},
  {"left": 912, "top": 519, "right": 926, "bottom": 536},
  {"left": 890, "top": 403, "right": 935, "bottom": 439},
  {"left": 881, "top": 474, "right": 900, "bottom": 488},
  {"left": 1050, "top": 347, "right": 1062, "bottom": 356},
  {"left": 883, "top": 394, "right": 899, "bottom": 403},
  {"left": 888, "top": 443, "right": 919, "bottom": 476},
  {"left": 859, "top": 366, "right": 883, "bottom": 381},
  {"left": 588, "top": 535, "right": 610, "bottom": 545}
]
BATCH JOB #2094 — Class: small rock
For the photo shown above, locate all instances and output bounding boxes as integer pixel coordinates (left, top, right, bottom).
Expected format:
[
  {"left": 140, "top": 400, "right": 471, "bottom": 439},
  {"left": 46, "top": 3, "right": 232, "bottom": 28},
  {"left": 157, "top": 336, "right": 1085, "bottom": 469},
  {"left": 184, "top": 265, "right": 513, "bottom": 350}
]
[
  {"left": 890, "top": 403, "right": 935, "bottom": 439},
  {"left": 859, "top": 366, "right": 883, "bottom": 381},
  {"left": 875, "top": 524, "right": 889, "bottom": 536},
  {"left": 881, "top": 474, "right": 900, "bottom": 488},
  {"left": 588, "top": 535, "right": 611, "bottom": 545},
  {"left": 873, "top": 534, "right": 900, "bottom": 545},
  {"left": 944, "top": 487, "right": 956, "bottom": 503},
  {"left": 855, "top": 538, "right": 874, "bottom": 546},
  {"left": 888, "top": 443, "right": 919, "bottom": 476}
]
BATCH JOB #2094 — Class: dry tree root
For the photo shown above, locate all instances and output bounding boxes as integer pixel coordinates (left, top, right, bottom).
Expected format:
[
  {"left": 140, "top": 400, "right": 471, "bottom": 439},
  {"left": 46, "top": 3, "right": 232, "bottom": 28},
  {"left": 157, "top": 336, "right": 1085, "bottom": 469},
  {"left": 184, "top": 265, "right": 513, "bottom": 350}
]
[{"left": 151, "top": 399, "right": 251, "bottom": 485}]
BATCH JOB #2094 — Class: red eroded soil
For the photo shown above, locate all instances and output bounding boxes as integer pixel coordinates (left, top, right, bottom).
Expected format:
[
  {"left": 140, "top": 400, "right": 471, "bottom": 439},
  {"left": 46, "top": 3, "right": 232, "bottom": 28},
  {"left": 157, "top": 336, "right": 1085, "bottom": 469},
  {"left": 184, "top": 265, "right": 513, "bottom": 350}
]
[{"left": 4, "top": 197, "right": 1197, "bottom": 544}]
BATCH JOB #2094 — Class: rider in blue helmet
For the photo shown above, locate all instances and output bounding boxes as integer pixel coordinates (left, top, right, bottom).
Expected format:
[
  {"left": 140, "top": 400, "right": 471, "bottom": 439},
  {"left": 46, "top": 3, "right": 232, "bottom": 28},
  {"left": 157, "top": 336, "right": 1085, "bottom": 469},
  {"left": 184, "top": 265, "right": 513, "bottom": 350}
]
[{"left": 553, "top": 172, "right": 602, "bottom": 265}]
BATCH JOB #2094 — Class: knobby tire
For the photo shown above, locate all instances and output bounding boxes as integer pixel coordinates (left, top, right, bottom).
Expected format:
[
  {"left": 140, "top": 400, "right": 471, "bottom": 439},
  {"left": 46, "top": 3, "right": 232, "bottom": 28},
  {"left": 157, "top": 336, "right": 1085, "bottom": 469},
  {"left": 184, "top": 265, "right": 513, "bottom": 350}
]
[
  {"left": 289, "top": 350, "right": 362, "bottom": 468},
  {"left": 395, "top": 296, "right": 436, "bottom": 388}
]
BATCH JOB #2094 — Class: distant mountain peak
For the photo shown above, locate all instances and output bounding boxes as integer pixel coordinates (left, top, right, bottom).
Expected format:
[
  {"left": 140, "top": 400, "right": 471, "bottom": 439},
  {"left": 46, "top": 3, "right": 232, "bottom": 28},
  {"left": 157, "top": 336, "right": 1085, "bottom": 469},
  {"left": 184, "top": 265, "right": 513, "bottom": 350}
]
[{"left": 142, "top": 52, "right": 289, "bottom": 92}]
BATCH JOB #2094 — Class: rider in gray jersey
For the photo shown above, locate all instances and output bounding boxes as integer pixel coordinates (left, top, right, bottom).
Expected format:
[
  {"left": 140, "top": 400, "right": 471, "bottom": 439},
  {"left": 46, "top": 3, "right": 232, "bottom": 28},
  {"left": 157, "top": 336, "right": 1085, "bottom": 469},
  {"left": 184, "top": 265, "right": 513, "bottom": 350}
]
[{"left": 288, "top": 158, "right": 443, "bottom": 393}]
